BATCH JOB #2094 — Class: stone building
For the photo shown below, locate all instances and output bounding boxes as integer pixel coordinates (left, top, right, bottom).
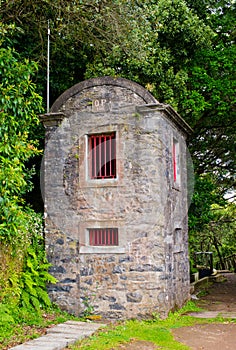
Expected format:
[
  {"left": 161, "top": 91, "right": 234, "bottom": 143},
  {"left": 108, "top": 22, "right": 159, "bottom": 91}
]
[{"left": 40, "top": 76, "right": 192, "bottom": 319}]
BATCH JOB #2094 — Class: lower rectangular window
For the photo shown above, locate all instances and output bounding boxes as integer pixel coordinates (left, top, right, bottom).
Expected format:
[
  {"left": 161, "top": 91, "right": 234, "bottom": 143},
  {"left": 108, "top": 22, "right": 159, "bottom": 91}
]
[{"left": 89, "top": 228, "right": 118, "bottom": 246}]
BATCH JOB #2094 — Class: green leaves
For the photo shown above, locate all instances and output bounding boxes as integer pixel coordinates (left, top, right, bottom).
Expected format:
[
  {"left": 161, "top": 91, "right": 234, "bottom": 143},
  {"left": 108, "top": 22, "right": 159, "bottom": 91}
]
[
  {"left": 155, "top": 0, "right": 214, "bottom": 53},
  {"left": 189, "top": 199, "right": 236, "bottom": 269},
  {"left": 0, "top": 31, "right": 56, "bottom": 317},
  {"left": 0, "top": 48, "right": 42, "bottom": 124},
  {"left": 19, "top": 234, "right": 57, "bottom": 312},
  {"left": 0, "top": 1, "right": 235, "bottom": 313},
  {"left": 0, "top": 304, "right": 15, "bottom": 326},
  {"left": 0, "top": 43, "right": 43, "bottom": 243}
]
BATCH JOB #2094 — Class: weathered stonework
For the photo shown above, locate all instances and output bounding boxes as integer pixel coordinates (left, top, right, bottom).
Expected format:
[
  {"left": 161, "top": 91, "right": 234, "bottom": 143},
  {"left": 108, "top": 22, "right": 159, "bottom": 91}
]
[{"left": 40, "top": 76, "right": 192, "bottom": 319}]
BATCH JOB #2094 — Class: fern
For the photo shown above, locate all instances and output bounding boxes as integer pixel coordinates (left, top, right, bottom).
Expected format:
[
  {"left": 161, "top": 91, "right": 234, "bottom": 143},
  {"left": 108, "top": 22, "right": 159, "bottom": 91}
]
[
  {"left": 21, "top": 290, "right": 31, "bottom": 310},
  {"left": 31, "top": 295, "right": 41, "bottom": 312},
  {"left": 36, "top": 288, "right": 51, "bottom": 307},
  {"left": 26, "top": 258, "right": 39, "bottom": 276},
  {"left": 1, "top": 211, "right": 57, "bottom": 318},
  {"left": 0, "top": 304, "right": 15, "bottom": 325},
  {"left": 21, "top": 272, "right": 37, "bottom": 296},
  {"left": 39, "top": 270, "right": 57, "bottom": 284},
  {"left": 19, "top": 227, "right": 57, "bottom": 313}
]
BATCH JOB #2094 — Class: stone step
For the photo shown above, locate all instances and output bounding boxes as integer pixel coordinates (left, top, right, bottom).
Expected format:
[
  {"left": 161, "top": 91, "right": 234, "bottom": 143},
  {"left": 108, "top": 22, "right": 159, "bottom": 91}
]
[
  {"left": 189, "top": 311, "right": 236, "bottom": 319},
  {"left": 9, "top": 320, "right": 106, "bottom": 350}
]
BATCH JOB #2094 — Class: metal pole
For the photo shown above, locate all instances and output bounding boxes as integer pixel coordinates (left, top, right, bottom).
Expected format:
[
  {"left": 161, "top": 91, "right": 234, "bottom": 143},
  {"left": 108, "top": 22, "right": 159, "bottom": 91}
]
[{"left": 47, "top": 21, "right": 50, "bottom": 113}]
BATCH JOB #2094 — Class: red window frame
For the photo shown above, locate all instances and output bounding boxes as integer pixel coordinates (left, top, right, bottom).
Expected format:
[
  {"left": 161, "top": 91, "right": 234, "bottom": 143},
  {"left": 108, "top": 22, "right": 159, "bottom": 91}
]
[
  {"left": 89, "top": 228, "right": 119, "bottom": 246},
  {"left": 173, "top": 141, "right": 177, "bottom": 182},
  {"left": 89, "top": 133, "right": 116, "bottom": 179},
  {"left": 173, "top": 138, "right": 180, "bottom": 184}
]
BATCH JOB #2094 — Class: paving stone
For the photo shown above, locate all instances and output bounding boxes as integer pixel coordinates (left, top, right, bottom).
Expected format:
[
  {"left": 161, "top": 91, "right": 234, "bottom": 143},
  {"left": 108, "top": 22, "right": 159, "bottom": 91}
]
[
  {"left": 189, "top": 311, "right": 219, "bottom": 318},
  {"left": 9, "top": 321, "right": 106, "bottom": 350},
  {"left": 219, "top": 312, "right": 236, "bottom": 319},
  {"left": 189, "top": 311, "right": 236, "bottom": 319}
]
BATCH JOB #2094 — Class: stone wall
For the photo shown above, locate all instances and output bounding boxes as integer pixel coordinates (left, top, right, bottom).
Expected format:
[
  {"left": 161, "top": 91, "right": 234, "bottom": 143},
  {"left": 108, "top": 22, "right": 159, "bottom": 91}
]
[{"left": 40, "top": 77, "right": 192, "bottom": 319}]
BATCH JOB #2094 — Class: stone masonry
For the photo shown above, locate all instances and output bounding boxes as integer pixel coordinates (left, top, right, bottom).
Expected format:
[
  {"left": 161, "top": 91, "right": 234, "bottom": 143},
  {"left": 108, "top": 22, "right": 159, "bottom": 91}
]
[{"left": 40, "top": 76, "right": 193, "bottom": 319}]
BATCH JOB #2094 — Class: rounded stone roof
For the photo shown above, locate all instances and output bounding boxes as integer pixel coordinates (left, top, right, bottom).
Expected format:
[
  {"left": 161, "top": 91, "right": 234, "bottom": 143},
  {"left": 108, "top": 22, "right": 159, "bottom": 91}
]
[{"left": 50, "top": 76, "right": 157, "bottom": 112}]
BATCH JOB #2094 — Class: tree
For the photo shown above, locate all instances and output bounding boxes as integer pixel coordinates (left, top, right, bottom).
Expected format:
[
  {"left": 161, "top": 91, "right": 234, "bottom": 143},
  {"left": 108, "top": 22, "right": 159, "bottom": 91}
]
[
  {"left": 182, "top": 0, "right": 236, "bottom": 195},
  {"left": 84, "top": 0, "right": 236, "bottom": 267},
  {"left": 1, "top": 1, "right": 235, "bottom": 270},
  {"left": 84, "top": 1, "right": 236, "bottom": 194},
  {"left": 189, "top": 199, "right": 236, "bottom": 271},
  {"left": 0, "top": 27, "right": 54, "bottom": 307},
  {"left": 0, "top": 0, "right": 135, "bottom": 102},
  {"left": 89, "top": 0, "right": 236, "bottom": 273},
  {"left": 0, "top": 41, "right": 42, "bottom": 239},
  {"left": 1, "top": 1, "right": 234, "bottom": 190},
  {"left": 85, "top": 0, "right": 214, "bottom": 109}
]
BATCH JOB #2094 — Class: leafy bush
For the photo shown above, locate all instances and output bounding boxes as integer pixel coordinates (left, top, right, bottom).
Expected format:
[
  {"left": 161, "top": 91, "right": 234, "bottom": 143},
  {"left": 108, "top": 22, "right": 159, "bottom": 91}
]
[
  {"left": 0, "top": 30, "right": 56, "bottom": 323},
  {"left": 0, "top": 304, "right": 15, "bottom": 327},
  {"left": 19, "top": 227, "right": 57, "bottom": 312}
]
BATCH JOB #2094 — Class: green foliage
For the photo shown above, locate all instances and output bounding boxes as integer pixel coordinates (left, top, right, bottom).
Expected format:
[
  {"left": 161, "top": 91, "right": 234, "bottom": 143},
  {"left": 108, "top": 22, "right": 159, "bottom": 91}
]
[
  {"left": 182, "top": 42, "right": 236, "bottom": 188},
  {"left": 0, "top": 4, "right": 235, "bottom": 341},
  {"left": 0, "top": 38, "right": 48, "bottom": 314},
  {"left": 188, "top": 174, "right": 224, "bottom": 232},
  {"left": 85, "top": 0, "right": 214, "bottom": 106},
  {"left": 84, "top": 0, "right": 235, "bottom": 195},
  {"left": 0, "top": 0, "right": 134, "bottom": 101},
  {"left": 0, "top": 30, "right": 57, "bottom": 337},
  {"left": 1, "top": 0, "right": 234, "bottom": 195},
  {"left": 0, "top": 212, "right": 57, "bottom": 313},
  {"left": 0, "top": 245, "right": 23, "bottom": 306},
  {"left": 69, "top": 302, "right": 205, "bottom": 350},
  {"left": 81, "top": 296, "right": 95, "bottom": 317},
  {"left": 0, "top": 304, "right": 15, "bottom": 326},
  {"left": 0, "top": 304, "right": 77, "bottom": 348},
  {"left": 0, "top": 215, "right": 60, "bottom": 347},
  {"left": 19, "top": 231, "right": 57, "bottom": 312},
  {"left": 0, "top": 42, "right": 43, "bottom": 244},
  {"left": 189, "top": 173, "right": 236, "bottom": 268}
]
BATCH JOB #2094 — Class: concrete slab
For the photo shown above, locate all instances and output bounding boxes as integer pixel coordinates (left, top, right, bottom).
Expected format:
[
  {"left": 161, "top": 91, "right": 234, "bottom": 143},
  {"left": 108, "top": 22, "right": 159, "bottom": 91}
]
[
  {"left": 189, "top": 311, "right": 236, "bottom": 319},
  {"left": 10, "top": 339, "right": 70, "bottom": 350},
  {"left": 189, "top": 311, "right": 219, "bottom": 318},
  {"left": 9, "top": 320, "right": 106, "bottom": 350},
  {"left": 219, "top": 312, "right": 236, "bottom": 319}
]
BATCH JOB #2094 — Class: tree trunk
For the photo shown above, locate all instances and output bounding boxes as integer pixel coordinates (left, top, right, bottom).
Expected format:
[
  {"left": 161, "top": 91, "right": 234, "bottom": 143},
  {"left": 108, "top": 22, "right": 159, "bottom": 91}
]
[{"left": 213, "top": 236, "right": 225, "bottom": 270}]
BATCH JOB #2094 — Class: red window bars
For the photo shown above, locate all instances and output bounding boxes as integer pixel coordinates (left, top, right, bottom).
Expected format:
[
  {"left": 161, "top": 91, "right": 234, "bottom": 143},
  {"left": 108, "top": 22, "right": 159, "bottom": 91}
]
[
  {"left": 89, "top": 133, "right": 116, "bottom": 179},
  {"left": 173, "top": 139, "right": 180, "bottom": 183},
  {"left": 89, "top": 228, "right": 119, "bottom": 246},
  {"left": 173, "top": 141, "right": 177, "bottom": 182}
]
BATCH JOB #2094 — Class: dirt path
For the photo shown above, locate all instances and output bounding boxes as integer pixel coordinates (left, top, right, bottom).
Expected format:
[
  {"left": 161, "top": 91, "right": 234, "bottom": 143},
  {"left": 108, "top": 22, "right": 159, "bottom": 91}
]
[
  {"left": 113, "top": 273, "right": 236, "bottom": 350},
  {"left": 172, "top": 273, "right": 236, "bottom": 350},
  {"left": 195, "top": 272, "right": 236, "bottom": 312},
  {"left": 173, "top": 323, "right": 236, "bottom": 350}
]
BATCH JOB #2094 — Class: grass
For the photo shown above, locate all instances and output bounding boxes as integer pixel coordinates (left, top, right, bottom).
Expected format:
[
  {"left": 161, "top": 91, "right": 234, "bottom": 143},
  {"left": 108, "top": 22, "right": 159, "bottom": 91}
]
[
  {"left": 71, "top": 321, "right": 190, "bottom": 350},
  {"left": 67, "top": 301, "right": 224, "bottom": 350},
  {"left": 0, "top": 304, "right": 79, "bottom": 350},
  {"left": 1, "top": 301, "right": 235, "bottom": 350}
]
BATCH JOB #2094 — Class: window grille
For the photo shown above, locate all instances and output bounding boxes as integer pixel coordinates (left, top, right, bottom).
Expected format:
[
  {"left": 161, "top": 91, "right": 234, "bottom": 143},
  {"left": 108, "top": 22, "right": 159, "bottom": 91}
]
[
  {"left": 89, "top": 228, "right": 119, "bottom": 246},
  {"left": 173, "top": 139, "right": 180, "bottom": 184},
  {"left": 89, "top": 133, "right": 116, "bottom": 179},
  {"left": 173, "top": 141, "right": 177, "bottom": 182}
]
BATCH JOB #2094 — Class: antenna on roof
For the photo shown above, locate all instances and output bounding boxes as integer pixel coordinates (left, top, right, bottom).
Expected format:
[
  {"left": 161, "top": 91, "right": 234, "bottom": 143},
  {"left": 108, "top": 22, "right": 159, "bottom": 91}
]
[{"left": 47, "top": 20, "right": 50, "bottom": 113}]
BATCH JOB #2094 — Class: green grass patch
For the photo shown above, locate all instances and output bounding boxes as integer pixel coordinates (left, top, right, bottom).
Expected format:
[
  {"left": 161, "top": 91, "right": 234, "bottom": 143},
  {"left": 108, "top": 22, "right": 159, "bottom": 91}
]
[
  {"left": 68, "top": 301, "right": 236, "bottom": 349},
  {"left": 69, "top": 320, "right": 190, "bottom": 350},
  {"left": 0, "top": 304, "right": 79, "bottom": 350},
  {"left": 67, "top": 301, "right": 210, "bottom": 350},
  {"left": 1, "top": 301, "right": 235, "bottom": 350}
]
